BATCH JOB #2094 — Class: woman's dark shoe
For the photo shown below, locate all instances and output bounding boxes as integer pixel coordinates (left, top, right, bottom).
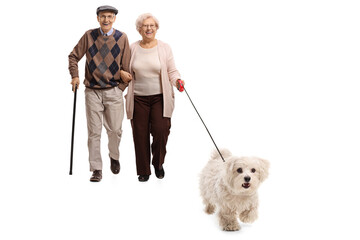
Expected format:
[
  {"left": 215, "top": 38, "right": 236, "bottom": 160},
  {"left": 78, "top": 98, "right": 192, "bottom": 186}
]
[
  {"left": 155, "top": 167, "right": 165, "bottom": 179},
  {"left": 138, "top": 175, "right": 150, "bottom": 182}
]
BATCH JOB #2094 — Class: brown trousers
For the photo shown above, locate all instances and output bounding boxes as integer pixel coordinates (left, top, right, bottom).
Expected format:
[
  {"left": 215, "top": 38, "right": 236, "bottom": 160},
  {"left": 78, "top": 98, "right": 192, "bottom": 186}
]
[{"left": 131, "top": 94, "right": 171, "bottom": 175}]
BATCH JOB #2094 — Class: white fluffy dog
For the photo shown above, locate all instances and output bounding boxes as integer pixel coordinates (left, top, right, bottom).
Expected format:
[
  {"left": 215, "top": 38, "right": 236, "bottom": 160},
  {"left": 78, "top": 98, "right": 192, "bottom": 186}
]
[{"left": 199, "top": 149, "right": 269, "bottom": 231}]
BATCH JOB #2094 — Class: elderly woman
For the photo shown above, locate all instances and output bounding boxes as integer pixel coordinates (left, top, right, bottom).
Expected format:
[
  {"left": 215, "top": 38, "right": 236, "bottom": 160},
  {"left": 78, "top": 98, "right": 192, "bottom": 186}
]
[{"left": 124, "top": 13, "right": 184, "bottom": 182}]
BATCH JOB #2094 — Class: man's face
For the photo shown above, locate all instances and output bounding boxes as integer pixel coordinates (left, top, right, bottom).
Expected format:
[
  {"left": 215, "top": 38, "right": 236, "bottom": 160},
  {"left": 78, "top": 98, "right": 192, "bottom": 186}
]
[{"left": 97, "top": 11, "right": 116, "bottom": 33}]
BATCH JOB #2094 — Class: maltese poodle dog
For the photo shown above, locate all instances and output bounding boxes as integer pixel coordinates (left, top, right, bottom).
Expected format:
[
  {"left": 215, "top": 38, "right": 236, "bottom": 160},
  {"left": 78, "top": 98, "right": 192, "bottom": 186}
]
[{"left": 199, "top": 149, "right": 269, "bottom": 231}]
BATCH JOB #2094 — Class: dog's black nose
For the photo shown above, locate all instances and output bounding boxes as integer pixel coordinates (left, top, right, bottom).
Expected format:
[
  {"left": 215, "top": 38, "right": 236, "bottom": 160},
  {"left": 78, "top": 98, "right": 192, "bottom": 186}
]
[{"left": 244, "top": 176, "right": 251, "bottom": 182}]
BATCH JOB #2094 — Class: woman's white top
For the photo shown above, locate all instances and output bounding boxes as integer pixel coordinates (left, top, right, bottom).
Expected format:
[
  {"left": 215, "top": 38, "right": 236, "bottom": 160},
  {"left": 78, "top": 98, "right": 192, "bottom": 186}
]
[{"left": 132, "top": 46, "right": 162, "bottom": 96}]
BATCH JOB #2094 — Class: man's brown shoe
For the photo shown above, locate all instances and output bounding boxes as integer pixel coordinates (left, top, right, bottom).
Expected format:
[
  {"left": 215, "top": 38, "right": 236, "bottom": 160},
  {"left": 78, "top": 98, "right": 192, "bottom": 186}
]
[
  {"left": 110, "top": 158, "right": 120, "bottom": 174},
  {"left": 90, "top": 170, "right": 102, "bottom": 182}
]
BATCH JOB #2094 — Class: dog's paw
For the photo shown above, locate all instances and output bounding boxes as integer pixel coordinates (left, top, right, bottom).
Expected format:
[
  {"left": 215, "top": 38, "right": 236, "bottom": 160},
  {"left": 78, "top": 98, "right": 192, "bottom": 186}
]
[
  {"left": 205, "top": 204, "right": 215, "bottom": 214},
  {"left": 222, "top": 221, "right": 241, "bottom": 231},
  {"left": 219, "top": 214, "right": 241, "bottom": 231},
  {"left": 239, "top": 209, "right": 258, "bottom": 223}
]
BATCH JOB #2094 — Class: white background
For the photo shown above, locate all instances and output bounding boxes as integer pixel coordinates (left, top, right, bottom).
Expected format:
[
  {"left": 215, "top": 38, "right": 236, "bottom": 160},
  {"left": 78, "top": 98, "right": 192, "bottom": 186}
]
[{"left": 1, "top": 0, "right": 360, "bottom": 239}]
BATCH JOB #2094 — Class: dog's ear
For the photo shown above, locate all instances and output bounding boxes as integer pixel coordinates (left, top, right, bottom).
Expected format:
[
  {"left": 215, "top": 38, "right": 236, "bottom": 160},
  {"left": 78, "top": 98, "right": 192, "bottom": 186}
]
[
  {"left": 226, "top": 159, "right": 235, "bottom": 173},
  {"left": 257, "top": 158, "right": 270, "bottom": 183},
  {"left": 224, "top": 159, "right": 236, "bottom": 186}
]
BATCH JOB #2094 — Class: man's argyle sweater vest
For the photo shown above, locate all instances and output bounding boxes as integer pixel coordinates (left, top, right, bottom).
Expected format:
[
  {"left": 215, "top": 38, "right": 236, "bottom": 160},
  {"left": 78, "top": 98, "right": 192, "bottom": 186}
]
[{"left": 68, "top": 28, "right": 130, "bottom": 91}]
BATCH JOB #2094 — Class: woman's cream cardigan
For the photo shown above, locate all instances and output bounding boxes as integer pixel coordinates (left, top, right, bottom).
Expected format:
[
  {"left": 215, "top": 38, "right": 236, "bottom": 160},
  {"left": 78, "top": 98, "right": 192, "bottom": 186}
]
[{"left": 125, "top": 40, "right": 181, "bottom": 119}]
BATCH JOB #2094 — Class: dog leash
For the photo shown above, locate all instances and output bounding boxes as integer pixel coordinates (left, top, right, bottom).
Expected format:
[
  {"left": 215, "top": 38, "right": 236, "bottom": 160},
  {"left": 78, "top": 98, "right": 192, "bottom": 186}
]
[{"left": 178, "top": 80, "right": 225, "bottom": 162}]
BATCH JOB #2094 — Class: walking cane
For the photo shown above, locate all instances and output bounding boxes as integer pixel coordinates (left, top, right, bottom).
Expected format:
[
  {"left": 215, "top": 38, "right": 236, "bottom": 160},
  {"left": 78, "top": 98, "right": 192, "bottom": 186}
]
[{"left": 69, "top": 84, "right": 77, "bottom": 175}]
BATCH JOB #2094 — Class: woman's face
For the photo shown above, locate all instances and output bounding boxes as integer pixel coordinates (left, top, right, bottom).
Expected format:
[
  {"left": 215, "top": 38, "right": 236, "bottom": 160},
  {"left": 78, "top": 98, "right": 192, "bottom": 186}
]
[{"left": 140, "top": 18, "right": 157, "bottom": 41}]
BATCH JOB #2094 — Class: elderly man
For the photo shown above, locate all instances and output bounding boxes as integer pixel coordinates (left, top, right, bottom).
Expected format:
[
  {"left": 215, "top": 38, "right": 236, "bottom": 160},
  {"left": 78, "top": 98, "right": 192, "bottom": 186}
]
[{"left": 68, "top": 5, "right": 132, "bottom": 182}]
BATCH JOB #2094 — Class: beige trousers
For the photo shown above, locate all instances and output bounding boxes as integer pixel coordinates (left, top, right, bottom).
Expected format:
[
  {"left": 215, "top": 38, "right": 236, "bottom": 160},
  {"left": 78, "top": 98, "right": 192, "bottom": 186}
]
[{"left": 85, "top": 87, "right": 124, "bottom": 171}]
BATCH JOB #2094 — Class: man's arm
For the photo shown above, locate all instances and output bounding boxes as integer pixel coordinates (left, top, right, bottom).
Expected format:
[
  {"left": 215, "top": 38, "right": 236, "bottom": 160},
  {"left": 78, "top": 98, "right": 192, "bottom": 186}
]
[{"left": 68, "top": 32, "right": 87, "bottom": 91}]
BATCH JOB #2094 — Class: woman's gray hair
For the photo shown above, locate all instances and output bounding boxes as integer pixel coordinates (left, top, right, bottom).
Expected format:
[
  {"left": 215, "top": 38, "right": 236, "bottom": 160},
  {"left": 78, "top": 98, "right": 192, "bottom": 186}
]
[{"left": 135, "top": 13, "right": 159, "bottom": 32}]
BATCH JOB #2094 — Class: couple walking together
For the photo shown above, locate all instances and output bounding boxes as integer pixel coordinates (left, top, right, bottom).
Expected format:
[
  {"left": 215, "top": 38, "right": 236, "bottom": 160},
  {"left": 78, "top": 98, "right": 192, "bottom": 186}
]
[{"left": 68, "top": 5, "right": 185, "bottom": 182}]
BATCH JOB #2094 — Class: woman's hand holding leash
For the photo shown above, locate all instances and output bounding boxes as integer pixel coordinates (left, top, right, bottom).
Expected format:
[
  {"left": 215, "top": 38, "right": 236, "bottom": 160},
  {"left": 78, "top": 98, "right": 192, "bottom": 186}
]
[{"left": 176, "top": 79, "right": 185, "bottom": 92}]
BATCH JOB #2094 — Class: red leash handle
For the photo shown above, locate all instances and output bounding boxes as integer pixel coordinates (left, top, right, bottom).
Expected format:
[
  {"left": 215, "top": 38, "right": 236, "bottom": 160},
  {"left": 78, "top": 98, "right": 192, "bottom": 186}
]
[{"left": 177, "top": 79, "right": 184, "bottom": 92}]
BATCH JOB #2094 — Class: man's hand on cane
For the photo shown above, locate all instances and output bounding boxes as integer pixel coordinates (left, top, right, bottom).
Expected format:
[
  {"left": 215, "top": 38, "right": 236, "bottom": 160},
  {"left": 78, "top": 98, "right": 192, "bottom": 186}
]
[{"left": 71, "top": 77, "right": 80, "bottom": 92}]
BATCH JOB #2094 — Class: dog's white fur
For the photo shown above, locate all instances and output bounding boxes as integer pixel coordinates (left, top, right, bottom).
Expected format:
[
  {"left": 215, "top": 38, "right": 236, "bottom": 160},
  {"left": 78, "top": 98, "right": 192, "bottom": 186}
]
[{"left": 199, "top": 149, "right": 269, "bottom": 231}]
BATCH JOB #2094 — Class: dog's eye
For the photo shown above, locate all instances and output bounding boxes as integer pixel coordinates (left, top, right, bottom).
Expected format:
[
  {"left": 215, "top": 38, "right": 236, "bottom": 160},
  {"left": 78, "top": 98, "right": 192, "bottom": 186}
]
[
  {"left": 237, "top": 168, "right": 243, "bottom": 173},
  {"left": 251, "top": 168, "right": 256, "bottom": 173}
]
